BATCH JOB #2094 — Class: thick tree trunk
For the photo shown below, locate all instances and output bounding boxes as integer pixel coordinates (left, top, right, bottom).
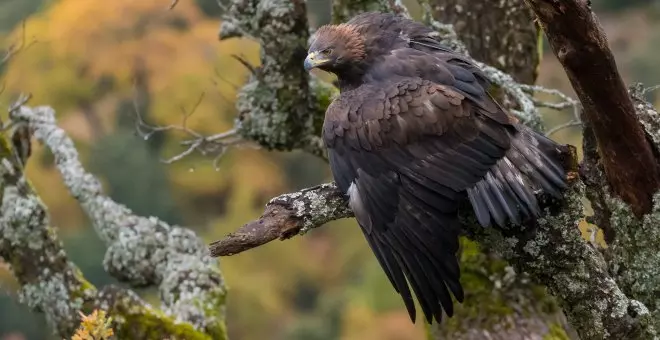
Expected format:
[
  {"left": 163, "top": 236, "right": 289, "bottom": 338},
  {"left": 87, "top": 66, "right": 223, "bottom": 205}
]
[
  {"left": 430, "top": 0, "right": 540, "bottom": 84},
  {"left": 525, "top": 0, "right": 660, "bottom": 217}
]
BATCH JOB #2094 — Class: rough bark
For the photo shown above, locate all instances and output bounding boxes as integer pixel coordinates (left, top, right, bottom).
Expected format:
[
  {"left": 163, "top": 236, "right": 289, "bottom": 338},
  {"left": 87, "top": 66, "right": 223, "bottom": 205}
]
[
  {"left": 219, "top": 0, "right": 331, "bottom": 159},
  {"left": 210, "top": 177, "right": 657, "bottom": 339},
  {"left": 430, "top": 0, "right": 540, "bottom": 84},
  {"left": 209, "top": 183, "right": 350, "bottom": 256},
  {"left": 581, "top": 85, "right": 660, "bottom": 328},
  {"left": 524, "top": 0, "right": 660, "bottom": 217},
  {"left": 331, "top": 0, "right": 410, "bottom": 23}
]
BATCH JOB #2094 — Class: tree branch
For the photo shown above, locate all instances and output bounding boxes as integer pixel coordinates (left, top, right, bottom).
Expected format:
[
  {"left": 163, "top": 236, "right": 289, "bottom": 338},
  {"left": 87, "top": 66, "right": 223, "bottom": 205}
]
[
  {"left": 580, "top": 84, "right": 660, "bottom": 327},
  {"left": 7, "top": 105, "right": 228, "bottom": 339},
  {"left": 464, "top": 182, "right": 656, "bottom": 340},
  {"left": 209, "top": 173, "right": 657, "bottom": 339},
  {"left": 429, "top": 0, "right": 540, "bottom": 84},
  {"left": 0, "top": 135, "right": 95, "bottom": 337},
  {"left": 331, "top": 0, "right": 410, "bottom": 24},
  {"left": 524, "top": 0, "right": 660, "bottom": 216},
  {"left": 209, "top": 183, "right": 351, "bottom": 256},
  {"left": 218, "top": 0, "right": 331, "bottom": 159}
]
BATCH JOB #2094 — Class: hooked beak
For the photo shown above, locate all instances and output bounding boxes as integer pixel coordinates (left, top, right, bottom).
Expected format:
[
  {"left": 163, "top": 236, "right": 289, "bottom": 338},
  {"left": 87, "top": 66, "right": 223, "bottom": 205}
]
[{"left": 304, "top": 51, "right": 331, "bottom": 71}]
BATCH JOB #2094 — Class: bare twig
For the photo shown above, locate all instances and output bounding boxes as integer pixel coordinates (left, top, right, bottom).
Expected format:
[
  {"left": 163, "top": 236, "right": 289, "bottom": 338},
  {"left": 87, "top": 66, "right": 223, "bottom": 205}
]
[
  {"left": 230, "top": 54, "right": 257, "bottom": 76},
  {"left": 517, "top": 84, "right": 583, "bottom": 136},
  {"left": 1, "top": 21, "right": 37, "bottom": 66},
  {"left": 0, "top": 21, "right": 37, "bottom": 98},
  {"left": 545, "top": 120, "right": 582, "bottom": 137},
  {"left": 131, "top": 83, "right": 246, "bottom": 168}
]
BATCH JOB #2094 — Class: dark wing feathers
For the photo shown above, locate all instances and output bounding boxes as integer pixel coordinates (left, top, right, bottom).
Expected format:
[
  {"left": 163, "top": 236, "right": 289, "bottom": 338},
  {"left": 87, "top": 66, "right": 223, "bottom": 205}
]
[
  {"left": 323, "top": 14, "right": 567, "bottom": 325},
  {"left": 324, "top": 75, "right": 566, "bottom": 324},
  {"left": 325, "top": 79, "right": 510, "bottom": 323}
]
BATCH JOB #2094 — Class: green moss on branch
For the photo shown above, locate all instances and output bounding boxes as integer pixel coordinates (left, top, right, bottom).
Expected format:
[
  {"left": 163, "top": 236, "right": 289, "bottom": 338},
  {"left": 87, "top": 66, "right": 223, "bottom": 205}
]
[
  {"left": 96, "top": 287, "right": 224, "bottom": 340},
  {"left": 463, "top": 183, "right": 657, "bottom": 339},
  {"left": 3, "top": 104, "right": 229, "bottom": 338},
  {"left": 426, "top": 238, "right": 567, "bottom": 339}
]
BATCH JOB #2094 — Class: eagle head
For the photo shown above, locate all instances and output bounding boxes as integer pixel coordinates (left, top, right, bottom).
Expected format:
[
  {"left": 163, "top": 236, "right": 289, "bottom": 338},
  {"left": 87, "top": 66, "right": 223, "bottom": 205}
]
[{"left": 304, "top": 24, "right": 366, "bottom": 73}]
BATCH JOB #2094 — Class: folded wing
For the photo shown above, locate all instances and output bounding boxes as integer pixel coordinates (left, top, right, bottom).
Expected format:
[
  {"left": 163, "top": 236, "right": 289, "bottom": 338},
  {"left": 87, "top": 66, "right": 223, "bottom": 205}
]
[{"left": 323, "top": 77, "right": 566, "bottom": 324}]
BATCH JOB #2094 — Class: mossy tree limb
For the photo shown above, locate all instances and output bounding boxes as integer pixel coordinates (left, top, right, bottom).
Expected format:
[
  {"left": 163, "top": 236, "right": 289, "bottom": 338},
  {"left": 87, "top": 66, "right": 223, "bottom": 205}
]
[
  {"left": 581, "top": 85, "right": 660, "bottom": 329},
  {"left": 0, "top": 124, "right": 224, "bottom": 339},
  {"left": 2, "top": 105, "right": 228, "bottom": 339},
  {"left": 0, "top": 135, "right": 95, "bottom": 336}
]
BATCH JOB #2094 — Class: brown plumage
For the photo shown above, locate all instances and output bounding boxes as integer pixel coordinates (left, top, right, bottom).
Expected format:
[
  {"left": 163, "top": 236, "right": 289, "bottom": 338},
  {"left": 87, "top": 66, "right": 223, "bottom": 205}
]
[{"left": 304, "top": 12, "right": 567, "bottom": 325}]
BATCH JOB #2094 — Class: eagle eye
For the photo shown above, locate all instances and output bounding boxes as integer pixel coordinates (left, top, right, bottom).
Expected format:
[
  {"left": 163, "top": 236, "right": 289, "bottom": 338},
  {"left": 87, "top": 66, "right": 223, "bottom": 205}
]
[{"left": 321, "top": 47, "right": 334, "bottom": 55}]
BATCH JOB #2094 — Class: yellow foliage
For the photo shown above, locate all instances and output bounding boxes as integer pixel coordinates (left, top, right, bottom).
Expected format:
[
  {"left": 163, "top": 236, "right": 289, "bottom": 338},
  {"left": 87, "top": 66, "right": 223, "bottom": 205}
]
[
  {"left": 0, "top": 0, "right": 261, "bottom": 230},
  {"left": 71, "top": 310, "right": 114, "bottom": 340},
  {"left": 340, "top": 301, "right": 422, "bottom": 340}
]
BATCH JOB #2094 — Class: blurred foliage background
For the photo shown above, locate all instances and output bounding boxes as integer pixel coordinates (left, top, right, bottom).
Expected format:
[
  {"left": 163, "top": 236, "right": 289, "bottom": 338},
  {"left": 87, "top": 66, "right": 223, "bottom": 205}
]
[{"left": 0, "top": 0, "right": 658, "bottom": 339}]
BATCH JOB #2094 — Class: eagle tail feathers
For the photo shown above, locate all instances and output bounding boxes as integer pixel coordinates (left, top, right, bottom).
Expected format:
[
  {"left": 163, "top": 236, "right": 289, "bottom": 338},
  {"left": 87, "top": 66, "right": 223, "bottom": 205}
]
[{"left": 467, "top": 124, "right": 568, "bottom": 228}]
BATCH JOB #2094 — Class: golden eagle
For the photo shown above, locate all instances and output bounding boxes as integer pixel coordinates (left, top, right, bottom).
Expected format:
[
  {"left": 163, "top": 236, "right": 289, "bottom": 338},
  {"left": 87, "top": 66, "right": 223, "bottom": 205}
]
[{"left": 304, "top": 12, "right": 567, "bottom": 324}]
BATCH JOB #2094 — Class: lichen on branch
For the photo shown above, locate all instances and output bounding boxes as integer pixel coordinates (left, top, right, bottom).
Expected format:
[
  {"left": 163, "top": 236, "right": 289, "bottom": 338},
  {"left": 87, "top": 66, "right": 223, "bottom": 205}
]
[
  {"left": 0, "top": 134, "right": 95, "bottom": 336},
  {"left": 219, "top": 0, "right": 329, "bottom": 158},
  {"left": 579, "top": 84, "right": 660, "bottom": 328},
  {"left": 8, "top": 105, "right": 228, "bottom": 339},
  {"left": 209, "top": 174, "right": 657, "bottom": 339}
]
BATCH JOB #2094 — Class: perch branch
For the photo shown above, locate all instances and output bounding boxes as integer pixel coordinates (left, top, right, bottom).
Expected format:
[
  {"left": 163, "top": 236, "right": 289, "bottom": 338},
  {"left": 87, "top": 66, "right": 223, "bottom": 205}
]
[
  {"left": 209, "top": 178, "right": 657, "bottom": 339},
  {"left": 524, "top": 0, "right": 660, "bottom": 216},
  {"left": 209, "top": 183, "right": 352, "bottom": 256}
]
